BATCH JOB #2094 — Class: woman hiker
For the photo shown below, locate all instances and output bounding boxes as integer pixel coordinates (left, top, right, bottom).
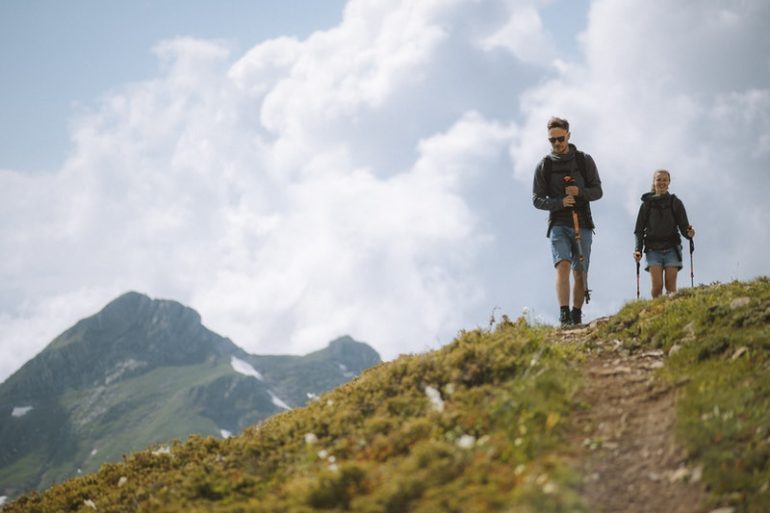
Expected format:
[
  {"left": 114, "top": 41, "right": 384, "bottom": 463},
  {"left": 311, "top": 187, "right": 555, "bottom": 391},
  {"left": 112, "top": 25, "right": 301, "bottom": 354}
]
[{"left": 633, "top": 169, "right": 695, "bottom": 298}]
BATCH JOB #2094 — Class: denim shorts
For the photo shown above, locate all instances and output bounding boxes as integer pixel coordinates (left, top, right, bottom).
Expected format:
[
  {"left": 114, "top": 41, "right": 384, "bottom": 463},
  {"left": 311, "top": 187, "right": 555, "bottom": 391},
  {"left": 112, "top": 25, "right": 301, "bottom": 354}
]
[
  {"left": 645, "top": 246, "right": 682, "bottom": 271},
  {"left": 550, "top": 224, "right": 592, "bottom": 271}
]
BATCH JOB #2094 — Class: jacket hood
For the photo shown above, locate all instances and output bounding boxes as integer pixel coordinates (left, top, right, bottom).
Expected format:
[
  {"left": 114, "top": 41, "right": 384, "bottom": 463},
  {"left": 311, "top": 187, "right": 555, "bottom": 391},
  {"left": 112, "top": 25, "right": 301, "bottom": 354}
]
[{"left": 641, "top": 191, "right": 671, "bottom": 203}]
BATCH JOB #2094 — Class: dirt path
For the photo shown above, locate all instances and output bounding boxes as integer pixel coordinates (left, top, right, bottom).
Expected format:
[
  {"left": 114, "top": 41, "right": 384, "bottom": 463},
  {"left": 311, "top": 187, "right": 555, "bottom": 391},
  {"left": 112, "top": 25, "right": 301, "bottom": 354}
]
[{"left": 561, "top": 321, "right": 708, "bottom": 513}]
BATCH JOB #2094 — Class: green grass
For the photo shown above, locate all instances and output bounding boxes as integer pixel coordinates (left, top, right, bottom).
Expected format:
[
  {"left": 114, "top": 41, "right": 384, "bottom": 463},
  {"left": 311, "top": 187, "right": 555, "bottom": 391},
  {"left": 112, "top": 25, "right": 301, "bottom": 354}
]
[
  {"left": 600, "top": 277, "right": 770, "bottom": 513},
  {"left": 5, "top": 317, "right": 588, "bottom": 513}
]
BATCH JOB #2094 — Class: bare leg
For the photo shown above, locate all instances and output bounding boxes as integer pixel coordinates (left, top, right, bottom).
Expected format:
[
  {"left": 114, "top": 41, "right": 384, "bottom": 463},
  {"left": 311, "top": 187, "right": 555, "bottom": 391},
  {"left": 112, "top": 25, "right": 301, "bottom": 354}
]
[
  {"left": 650, "top": 265, "right": 664, "bottom": 298},
  {"left": 664, "top": 267, "right": 678, "bottom": 294},
  {"left": 556, "top": 260, "right": 571, "bottom": 307},
  {"left": 572, "top": 269, "right": 585, "bottom": 308}
]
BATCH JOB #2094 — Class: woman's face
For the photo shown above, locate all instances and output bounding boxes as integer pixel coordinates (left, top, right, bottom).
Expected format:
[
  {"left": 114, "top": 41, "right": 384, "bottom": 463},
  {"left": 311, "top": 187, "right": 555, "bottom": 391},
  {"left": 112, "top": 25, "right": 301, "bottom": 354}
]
[{"left": 653, "top": 172, "right": 670, "bottom": 194}]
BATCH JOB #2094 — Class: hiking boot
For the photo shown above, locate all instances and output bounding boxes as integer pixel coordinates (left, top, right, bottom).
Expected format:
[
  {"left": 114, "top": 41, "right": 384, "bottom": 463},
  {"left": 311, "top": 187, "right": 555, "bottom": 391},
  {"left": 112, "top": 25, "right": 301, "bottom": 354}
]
[
  {"left": 571, "top": 307, "right": 582, "bottom": 326},
  {"left": 559, "top": 307, "right": 572, "bottom": 327}
]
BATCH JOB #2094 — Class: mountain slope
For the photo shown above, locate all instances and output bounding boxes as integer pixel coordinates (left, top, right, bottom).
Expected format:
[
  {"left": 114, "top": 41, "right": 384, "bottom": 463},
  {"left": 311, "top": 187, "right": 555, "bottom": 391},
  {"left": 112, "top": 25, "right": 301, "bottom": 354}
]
[
  {"left": 2, "top": 278, "right": 768, "bottom": 512},
  {"left": 0, "top": 292, "right": 380, "bottom": 499}
]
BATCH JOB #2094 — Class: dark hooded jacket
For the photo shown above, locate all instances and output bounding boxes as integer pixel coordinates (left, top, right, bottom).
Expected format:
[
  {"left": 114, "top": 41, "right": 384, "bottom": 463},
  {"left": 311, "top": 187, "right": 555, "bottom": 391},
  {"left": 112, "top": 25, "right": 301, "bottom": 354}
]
[
  {"left": 532, "top": 144, "right": 602, "bottom": 236},
  {"left": 634, "top": 192, "right": 690, "bottom": 252}
]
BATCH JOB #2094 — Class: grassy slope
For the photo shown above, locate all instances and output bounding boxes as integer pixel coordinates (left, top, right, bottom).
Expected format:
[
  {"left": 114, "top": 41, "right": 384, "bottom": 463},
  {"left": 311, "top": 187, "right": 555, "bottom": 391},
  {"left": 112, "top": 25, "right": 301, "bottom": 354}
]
[
  {"left": 5, "top": 278, "right": 769, "bottom": 513},
  {"left": 600, "top": 277, "right": 770, "bottom": 513}
]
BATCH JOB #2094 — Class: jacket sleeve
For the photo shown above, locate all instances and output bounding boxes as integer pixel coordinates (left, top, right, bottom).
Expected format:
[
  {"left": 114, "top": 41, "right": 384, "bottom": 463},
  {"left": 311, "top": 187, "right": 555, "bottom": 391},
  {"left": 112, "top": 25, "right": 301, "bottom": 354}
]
[
  {"left": 633, "top": 203, "right": 646, "bottom": 252},
  {"left": 581, "top": 153, "right": 603, "bottom": 202},
  {"left": 532, "top": 159, "right": 562, "bottom": 211},
  {"left": 673, "top": 196, "right": 691, "bottom": 239}
]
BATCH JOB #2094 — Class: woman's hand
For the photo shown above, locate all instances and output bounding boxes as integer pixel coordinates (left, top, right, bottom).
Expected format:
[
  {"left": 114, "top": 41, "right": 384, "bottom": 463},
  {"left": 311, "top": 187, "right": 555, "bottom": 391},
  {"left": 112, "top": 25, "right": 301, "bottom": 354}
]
[
  {"left": 687, "top": 225, "right": 695, "bottom": 238},
  {"left": 634, "top": 251, "right": 642, "bottom": 262}
]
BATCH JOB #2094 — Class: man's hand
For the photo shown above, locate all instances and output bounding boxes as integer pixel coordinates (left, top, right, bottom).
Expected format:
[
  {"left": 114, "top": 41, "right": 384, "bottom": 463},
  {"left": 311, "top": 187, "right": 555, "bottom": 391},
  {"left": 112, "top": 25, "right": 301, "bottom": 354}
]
[
  {"left": 565, "top": 185, "right": 579, "bottom": 197},
  {"left": 562, "top": 195, "right": 576, "bottom": 208}
]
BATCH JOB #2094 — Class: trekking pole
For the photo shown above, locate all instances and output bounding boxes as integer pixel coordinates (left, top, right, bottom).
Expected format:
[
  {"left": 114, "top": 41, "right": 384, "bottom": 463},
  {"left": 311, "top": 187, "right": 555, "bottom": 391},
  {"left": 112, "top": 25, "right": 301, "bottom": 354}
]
[
  {"left": 688, "top": 226, "right": 695, "bottom": 288},
  {"left": 635, "top": 252, "right": 641, "bottom": 299},
  {"left": 564, "top": 176, "right": 591, "bottom": 303}
]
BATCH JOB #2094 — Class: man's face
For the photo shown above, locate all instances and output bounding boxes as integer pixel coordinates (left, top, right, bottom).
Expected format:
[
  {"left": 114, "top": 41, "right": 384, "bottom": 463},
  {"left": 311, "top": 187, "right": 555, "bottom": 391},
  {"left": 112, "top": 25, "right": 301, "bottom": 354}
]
[{"left": 548, "top": 127, "right": 570, "bottom": 155}]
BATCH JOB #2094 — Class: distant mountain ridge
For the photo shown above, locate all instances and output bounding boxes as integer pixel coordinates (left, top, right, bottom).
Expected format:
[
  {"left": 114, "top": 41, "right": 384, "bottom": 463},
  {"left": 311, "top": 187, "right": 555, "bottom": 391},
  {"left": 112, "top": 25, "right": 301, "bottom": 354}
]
[{"left": 0, "top": 292, "right": 380, "bottom": 499}]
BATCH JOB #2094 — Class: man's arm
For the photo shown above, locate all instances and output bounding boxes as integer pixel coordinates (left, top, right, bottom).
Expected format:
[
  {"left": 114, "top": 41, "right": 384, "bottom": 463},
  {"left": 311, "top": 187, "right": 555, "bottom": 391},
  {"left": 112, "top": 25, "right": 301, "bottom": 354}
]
[{"left": 532, "top": 159, "right": 563, "bottom": 211}]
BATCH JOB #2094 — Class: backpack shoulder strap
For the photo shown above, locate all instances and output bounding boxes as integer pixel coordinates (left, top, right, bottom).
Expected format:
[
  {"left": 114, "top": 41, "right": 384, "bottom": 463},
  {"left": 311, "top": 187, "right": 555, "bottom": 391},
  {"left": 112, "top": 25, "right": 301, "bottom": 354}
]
[
  {"left": 542, "top": 156, "right": 552, "bottom": 185},
  {"left": 575, "top": 150, "right": 586, "bottom": 182}
]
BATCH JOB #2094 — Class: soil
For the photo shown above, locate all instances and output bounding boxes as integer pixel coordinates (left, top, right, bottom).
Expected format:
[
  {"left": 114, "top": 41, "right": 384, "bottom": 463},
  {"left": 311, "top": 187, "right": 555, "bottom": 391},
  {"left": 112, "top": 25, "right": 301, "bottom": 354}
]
[{"left": 561, "top": 320, "right": 709, "bottom": 513}]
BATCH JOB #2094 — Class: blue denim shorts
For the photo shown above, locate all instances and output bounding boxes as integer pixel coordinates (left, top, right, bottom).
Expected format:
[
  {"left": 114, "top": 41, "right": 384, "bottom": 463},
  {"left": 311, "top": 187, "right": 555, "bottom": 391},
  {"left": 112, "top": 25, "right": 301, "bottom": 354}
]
[
  {"left": 645, "top": 246, "right": 682, "bottom": 271},
  {"left": 550, "top": 224, "right": 592, "bottom": 271}
]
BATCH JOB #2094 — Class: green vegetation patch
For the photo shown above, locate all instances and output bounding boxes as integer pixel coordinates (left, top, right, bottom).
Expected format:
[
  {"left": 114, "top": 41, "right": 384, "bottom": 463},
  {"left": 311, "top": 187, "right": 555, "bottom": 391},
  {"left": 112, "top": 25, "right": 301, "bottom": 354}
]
[
  {"left": 5, "top": 317, "right": 586, "bottom": 513},
  {"left": 601, "top": 277, "right": 770, "bottom": 513}
]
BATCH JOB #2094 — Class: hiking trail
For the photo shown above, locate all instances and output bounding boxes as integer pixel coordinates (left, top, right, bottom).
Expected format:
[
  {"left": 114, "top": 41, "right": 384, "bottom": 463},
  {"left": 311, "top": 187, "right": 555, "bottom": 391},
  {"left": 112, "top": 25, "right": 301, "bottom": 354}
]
[{"left": 561, "top": 320, "right": 710, "bottom": 513}]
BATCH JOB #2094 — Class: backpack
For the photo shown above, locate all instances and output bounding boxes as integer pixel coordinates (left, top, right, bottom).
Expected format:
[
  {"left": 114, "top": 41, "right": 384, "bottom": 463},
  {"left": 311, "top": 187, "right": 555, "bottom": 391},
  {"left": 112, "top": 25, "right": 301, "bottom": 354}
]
[
  {"left": 642, "top": 193, "right": 682, "bottom": 253},
  {"left": 542, "top": 151, "right": 595, "bottom": 236}
]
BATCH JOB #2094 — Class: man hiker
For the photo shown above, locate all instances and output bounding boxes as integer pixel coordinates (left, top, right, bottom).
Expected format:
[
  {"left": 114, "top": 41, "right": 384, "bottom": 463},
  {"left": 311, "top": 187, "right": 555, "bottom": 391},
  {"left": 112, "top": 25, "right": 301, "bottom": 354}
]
[{"left": 532, "top": 117, "right": 603, "bottom": 326}]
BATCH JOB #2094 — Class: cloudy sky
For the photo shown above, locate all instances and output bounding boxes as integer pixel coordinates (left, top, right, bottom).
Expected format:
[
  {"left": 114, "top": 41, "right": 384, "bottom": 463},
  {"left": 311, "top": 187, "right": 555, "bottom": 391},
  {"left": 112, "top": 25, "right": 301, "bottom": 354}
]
[{"left": 1, "top": 0, "right": 768, "bottom": 383}]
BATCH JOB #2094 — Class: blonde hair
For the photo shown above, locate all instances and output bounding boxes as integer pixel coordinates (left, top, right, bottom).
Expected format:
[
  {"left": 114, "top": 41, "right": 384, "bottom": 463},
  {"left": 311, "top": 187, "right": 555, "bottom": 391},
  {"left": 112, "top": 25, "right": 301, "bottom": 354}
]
[{"left": 651, "top": 169, "right": 671, "bottom": 193}]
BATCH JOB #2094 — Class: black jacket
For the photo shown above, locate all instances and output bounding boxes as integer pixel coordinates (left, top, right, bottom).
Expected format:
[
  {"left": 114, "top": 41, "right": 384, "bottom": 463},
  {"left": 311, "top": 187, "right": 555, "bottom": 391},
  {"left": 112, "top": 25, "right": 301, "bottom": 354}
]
[
  {"left": 532, "top": 144, "right": 603, "bottom": 235},
  {"left": 634, "top": 192, "right": 690, "bottom": 252}
]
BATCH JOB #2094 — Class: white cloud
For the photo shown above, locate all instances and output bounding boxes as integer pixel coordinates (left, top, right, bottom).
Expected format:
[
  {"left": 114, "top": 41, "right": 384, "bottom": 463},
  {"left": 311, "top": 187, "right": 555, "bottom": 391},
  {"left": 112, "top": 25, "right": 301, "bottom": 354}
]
[{"left": 1, "top": 0, "right": 768, "bottom": 383}]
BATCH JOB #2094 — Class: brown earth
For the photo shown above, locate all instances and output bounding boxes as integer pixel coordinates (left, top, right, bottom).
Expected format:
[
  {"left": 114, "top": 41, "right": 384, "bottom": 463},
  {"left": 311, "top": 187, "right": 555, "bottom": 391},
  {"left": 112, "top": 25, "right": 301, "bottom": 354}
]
[{"left": 561, "top": 321, "right": 710, "bottom": 513}]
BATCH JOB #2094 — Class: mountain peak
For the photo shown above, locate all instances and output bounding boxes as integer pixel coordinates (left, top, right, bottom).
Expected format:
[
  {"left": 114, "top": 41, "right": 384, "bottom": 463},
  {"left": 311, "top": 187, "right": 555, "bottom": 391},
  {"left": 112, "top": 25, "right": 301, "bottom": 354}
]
[{"left": 5, "top": 293, "right": 232, "bottom": 397}]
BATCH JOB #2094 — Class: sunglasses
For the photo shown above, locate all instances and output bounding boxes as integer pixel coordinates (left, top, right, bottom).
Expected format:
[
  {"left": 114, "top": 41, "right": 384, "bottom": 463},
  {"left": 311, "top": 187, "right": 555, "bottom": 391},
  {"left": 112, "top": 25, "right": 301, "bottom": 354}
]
[{"left": 548, "top": 136, "right": 566, "bottom": 144}]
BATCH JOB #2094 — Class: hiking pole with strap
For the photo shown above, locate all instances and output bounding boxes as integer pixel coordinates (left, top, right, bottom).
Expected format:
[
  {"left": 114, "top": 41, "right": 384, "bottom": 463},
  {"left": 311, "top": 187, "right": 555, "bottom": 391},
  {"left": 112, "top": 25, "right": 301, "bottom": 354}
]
[
  {"left": 688, "top": 226, "right": 695, "bottom": 288},
  {"left": 564, "top": 176, "right": 591, "bottom": 303}
]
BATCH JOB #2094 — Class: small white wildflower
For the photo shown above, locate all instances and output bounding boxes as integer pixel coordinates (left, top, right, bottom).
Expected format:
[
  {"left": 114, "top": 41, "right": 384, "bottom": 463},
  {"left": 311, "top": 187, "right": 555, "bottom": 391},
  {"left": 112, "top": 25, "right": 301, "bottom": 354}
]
[
  {"left": 514, "top": 464, "right": 525, "bottom": 475},
  {"left": 328, "top": 463, "right": 339, "bottom": 472},
  {"left": 326, "top": 399, "right": 334, "bottom": 407},
  {"left": 424, "top": 386, "right": 444, "bottom": 412},
  {"left": 514, "top": 437, "right": 523, "bottom": 447},
  {"left": 117, "top": 476, "right": 128, "bottom": 487},
  {"left": 304, "top": 433, "right": 318, "bottom": 445},
  {"left": 542, "top": 481, "right": 557, "bottom": 494},
  {"left": 444, "top": 383, "right": 456, "bottom": 395},
  {"left": 84, "top": 499, "right": 97, "bottom": 510},
  {"left": 456, "top": 434, "right": 476, "bottom": 449},
  {"left": 318, "top": 449, "right": 329, "bottom": 459}
]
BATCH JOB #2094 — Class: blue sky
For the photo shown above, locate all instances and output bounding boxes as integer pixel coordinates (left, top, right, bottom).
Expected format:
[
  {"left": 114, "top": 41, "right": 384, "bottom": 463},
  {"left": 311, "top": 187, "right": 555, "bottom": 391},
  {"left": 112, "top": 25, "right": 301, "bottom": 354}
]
[
  {"left": 0, "top": 0, "right": 348, "bottom": 170},
  {"left": 1, "top": 0, "right": 768, "bottom": 383}
]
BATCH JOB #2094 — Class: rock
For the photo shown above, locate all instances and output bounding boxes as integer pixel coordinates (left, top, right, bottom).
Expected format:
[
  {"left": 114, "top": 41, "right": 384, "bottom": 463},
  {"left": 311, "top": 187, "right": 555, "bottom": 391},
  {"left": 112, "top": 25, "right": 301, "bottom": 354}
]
[
  {"left": 731, "top": 347, "right": 749, "bottom": 360},
  {"left": 730, "top": 297, "right": 750, "bottom": 310},
  {"left": 690, "top": 465, "right": 703, "bottom": 483},
  {"left": 669, "top": 467, "right": 689, "bottom": 482},
  {"left": 682, "top": 321, "right": 697, "bottom": 341}
]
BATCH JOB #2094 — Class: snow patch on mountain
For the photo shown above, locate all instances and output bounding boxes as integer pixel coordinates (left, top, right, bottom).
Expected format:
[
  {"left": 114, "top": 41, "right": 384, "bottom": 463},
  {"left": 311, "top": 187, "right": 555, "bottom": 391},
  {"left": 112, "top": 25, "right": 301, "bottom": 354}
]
[
  {"left": 338, "top": 363, "right": 355, "bottom": 378},
  {"left": 11, "top": 406, "right": 33, "bottom": 417},
  {"left": 230, "top": 356, "right": 264, "bottom": 380},
  {"left": 269, "top": 391, "right": 291, "bottom": 410},
  {"left": 105, "top": 359, "right": 148, "bottom": 385}
]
